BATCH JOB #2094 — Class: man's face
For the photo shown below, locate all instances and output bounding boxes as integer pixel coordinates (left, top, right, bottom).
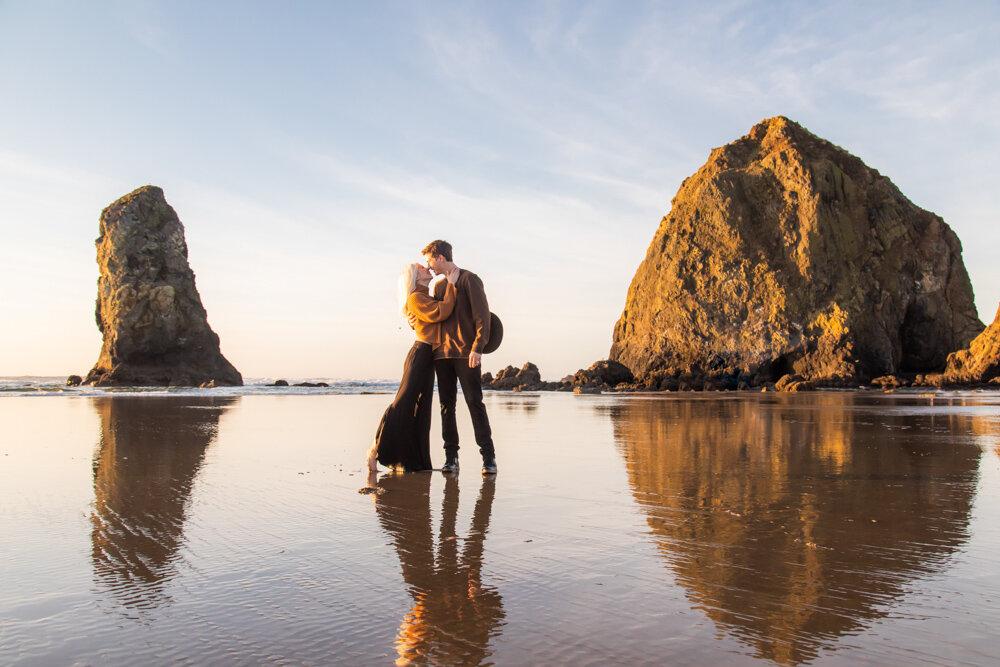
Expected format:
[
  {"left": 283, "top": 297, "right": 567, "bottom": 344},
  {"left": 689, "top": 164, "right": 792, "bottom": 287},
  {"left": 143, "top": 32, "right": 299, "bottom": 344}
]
[{"left": 423, "top": 253, "right": 444, "bottom": 273}]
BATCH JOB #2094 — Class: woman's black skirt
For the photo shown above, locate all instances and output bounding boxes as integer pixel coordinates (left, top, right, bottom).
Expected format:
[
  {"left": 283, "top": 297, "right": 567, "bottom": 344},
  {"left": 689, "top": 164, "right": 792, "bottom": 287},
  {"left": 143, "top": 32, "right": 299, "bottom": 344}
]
[{"left": 375, "top": 341, "right": 435, "bottom": 471}]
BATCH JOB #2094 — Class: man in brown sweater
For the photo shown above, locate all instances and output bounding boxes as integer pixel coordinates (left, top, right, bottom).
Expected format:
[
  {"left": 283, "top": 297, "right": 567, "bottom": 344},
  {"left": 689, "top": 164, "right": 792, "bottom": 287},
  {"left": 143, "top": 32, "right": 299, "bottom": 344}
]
[{"left": 422, "top": 240, "right": 496, "bottom": 474}]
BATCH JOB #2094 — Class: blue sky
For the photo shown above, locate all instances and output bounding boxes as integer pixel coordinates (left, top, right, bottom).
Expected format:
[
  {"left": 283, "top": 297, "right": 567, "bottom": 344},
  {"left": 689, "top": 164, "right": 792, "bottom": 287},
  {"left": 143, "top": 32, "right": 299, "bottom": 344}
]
[{"left": 2, "top": 1, "right": 998, "bottom": 380}]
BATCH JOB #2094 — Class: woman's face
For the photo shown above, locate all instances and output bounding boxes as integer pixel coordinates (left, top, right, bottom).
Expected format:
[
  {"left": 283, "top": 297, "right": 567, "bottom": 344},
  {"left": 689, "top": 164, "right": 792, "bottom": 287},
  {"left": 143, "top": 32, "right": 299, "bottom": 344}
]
[{"left": 416, "top": 265, "right": 432, "bottom": 283}]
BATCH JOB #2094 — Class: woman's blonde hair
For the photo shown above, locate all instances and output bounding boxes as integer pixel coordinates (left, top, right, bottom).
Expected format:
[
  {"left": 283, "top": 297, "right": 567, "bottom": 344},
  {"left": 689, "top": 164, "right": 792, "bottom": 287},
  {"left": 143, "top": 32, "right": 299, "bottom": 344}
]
[{"left": 398, "top": 263, "right": 423, "bottom": 315}]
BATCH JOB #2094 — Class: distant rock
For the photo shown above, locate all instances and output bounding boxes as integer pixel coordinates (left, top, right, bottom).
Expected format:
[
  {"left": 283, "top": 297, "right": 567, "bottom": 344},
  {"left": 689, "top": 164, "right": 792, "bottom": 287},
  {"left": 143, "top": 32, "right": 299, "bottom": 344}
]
[
  {"left": 83, "top": 186, "right": 242, "bottom": 387},
  {"left": 945, "top": 303, "right": 1000, "bottom": 384},
  {"left": 610, "top": 117, "right": 983, "bottom": 386},
  {"left": 270, "top": 379, "right": 289, "bottom": 387},
  {"left": 66, "top": 375, "right": 82, "bottom": 386},
  {"left": 293, "top": 382, "right": 330, "bottom": 387},
  {"left": 485, "top": 362, "right": 548, "bottom": 390},
  {"left": 572, "top": 360, "right": 634, "bottom": 388}
]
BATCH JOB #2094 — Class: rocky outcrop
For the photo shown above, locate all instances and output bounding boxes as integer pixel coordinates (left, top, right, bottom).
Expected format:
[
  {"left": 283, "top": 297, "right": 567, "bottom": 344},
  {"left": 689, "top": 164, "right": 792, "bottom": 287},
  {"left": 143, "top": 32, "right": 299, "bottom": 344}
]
[
  {"left": 572, "top": 360, "right": 634, "bottom": 388},
  {"left": 84, "top": 186, "right": 242, "bottom": 387},
  {"left": 480, "top": 359, "right": 641, "bottom": 393},
  {"left": 611, "top": 117, "right": 983, "bottom": 386},
  {"left": 487, "top": 362, "right": 542, "bottom": 390},
  {"left": 945, "top": 303, "right": 1000, "bottom": 384}
]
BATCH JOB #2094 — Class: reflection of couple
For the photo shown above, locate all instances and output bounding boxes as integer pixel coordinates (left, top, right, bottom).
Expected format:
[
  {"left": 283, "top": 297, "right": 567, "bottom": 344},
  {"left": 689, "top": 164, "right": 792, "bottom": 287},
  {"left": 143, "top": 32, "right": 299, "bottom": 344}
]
[
  {"left": 374, "top": 473, "right": 504, "bottom": 664},
  {"left": 368, "top": 240, "right": 497, "bottom": 475}
]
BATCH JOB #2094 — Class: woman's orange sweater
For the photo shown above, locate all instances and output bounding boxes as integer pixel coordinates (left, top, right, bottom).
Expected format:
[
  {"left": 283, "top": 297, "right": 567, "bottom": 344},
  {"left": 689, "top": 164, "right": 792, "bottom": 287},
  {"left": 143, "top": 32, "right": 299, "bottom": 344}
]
[{"left": 407, "top": 282, "right": 457, "bottom": 348}]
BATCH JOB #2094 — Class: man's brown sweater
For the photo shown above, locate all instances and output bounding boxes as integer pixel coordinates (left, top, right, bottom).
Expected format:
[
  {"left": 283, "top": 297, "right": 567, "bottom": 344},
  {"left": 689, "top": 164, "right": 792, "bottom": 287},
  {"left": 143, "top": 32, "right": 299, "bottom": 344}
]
[{"left": 432, "top": 269, "right": 490, "bottom": 359}]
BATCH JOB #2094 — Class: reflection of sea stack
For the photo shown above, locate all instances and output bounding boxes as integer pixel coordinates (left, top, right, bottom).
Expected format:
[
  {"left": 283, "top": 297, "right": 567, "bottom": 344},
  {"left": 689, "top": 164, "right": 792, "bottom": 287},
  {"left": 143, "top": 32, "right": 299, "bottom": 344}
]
[
  {"left": 611, "top": 117, "right": 982, "bottom": 385},
  {"left": 609, "top": 395, "right": 981, "bottom": 664},
  {"left": 91, "top": 397, "right": 235, "bottom": 609},
  {"left": 84, "top": 186, "right": 242, "bottom": 386}
]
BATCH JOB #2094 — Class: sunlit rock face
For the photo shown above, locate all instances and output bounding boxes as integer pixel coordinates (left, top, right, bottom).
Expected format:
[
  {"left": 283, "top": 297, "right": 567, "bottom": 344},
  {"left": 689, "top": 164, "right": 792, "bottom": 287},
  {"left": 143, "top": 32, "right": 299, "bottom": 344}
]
[
  {"left": 607, "top": 394, "right": 983, "bottom": 664},
  {"left": 84, "top": 186, "right": 242, "bottom": 386},
  {"left": 610, "top": 117, "right": 982, "bottom": 385},
  {"left": 946, "top": 302, "right": 1000, "bottom": 383}
]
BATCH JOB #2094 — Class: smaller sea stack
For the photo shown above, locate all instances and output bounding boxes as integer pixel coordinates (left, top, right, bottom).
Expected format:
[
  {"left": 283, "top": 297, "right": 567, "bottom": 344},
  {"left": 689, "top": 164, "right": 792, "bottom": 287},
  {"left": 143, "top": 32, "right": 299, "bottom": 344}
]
[{"left": 84, "top": 186, "right": 242, "bottom": 386}]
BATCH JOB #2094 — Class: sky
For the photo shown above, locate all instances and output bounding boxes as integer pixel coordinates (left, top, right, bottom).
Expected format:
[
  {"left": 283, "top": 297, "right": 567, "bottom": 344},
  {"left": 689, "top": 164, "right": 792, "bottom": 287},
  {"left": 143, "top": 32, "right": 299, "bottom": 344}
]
[{"left": 1, "top": 0, "right": 999, "bottom": 381}]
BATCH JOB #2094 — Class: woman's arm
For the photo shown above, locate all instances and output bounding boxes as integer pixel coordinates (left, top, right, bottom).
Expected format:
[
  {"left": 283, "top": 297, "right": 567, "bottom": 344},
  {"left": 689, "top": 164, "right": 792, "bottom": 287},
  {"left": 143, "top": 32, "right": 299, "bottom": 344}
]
[{"left": 407, "top": 282, "right": 457, "bottom": 323}]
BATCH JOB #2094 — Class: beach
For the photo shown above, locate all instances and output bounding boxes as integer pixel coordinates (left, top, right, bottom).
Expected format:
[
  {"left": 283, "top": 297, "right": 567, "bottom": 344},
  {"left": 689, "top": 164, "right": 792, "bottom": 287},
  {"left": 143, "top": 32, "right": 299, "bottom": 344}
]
[{"left": 2, "top": 388, "right": 1000, "bottom": 665}]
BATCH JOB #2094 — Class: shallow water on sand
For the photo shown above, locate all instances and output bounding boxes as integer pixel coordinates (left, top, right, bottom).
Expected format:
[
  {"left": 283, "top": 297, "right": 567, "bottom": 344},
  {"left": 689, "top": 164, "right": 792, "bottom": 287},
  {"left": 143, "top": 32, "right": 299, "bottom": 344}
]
[{"left": 2, "top": 391, "right": 999, "bottom": 665}]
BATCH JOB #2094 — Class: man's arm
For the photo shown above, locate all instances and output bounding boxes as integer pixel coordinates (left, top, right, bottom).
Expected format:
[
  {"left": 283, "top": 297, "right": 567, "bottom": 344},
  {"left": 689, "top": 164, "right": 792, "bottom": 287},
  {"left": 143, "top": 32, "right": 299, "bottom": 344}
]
[{"left": 466, "top": 272, "right": 491, "bottom": 367}]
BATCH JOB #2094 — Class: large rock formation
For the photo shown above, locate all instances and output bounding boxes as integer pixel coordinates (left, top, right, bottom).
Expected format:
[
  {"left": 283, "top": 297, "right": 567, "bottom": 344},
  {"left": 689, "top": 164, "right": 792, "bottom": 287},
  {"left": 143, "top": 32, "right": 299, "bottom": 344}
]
[
  {"left": 611, "top": 117, "right": 983, "bottom": 385},
  {"left": 945, "top": 303, "right": 1000, "bottom": 384},
  {"left": 84, "top": 186, "right": 242, "bottom": 386}
]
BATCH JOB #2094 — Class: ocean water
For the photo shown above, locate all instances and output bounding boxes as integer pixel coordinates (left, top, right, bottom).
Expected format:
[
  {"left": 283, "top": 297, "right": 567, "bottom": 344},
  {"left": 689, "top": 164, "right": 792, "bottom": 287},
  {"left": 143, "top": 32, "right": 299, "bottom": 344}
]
[
  {"left": 0, "top": 376, "right": 399, "bottom": 398},
  {"left": 2, "top": 389, "right": 999, "bottom": 665}
]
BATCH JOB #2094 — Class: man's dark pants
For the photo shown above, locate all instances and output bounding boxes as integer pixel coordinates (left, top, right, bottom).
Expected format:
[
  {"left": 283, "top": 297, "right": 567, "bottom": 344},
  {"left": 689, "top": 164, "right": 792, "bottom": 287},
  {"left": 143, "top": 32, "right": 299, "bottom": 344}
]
[{"left": 434, "top": 358, "right": 495, "bottom": 459}]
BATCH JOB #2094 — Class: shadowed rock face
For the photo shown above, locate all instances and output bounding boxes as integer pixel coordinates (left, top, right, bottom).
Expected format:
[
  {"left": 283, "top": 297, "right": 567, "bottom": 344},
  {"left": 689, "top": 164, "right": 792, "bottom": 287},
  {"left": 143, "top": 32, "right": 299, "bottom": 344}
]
[
  {"left": 611, "top": 117, "right": 982, "bottom": 384},
  {"left": 84, "top": 186, "right": 241, "bottom": 386},
  {"left": 946, "top": 302, "right": 1000, "bottom": 383}
]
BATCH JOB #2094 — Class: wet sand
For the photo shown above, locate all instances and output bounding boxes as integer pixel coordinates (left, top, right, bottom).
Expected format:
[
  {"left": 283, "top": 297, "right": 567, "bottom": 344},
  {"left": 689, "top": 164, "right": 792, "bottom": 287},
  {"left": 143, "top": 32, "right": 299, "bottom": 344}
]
[{"left": 2, "top": 391, "right": 1000, "bottom": 665}]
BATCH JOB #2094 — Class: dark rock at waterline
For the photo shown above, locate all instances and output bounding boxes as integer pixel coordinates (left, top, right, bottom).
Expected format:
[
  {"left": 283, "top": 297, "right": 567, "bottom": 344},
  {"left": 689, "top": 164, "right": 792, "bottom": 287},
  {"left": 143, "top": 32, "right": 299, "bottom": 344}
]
[
  {"left": 871, "top": 374, "right": 908, "bottom": 389},
  {"left": 271, "top": 379, "right": 289, "bottom": 387},
  {"left": 83, "top": 186, "right": 242, "bottom": 387},
  {"left": 610, "top": 116, "right": 983, "bottom": 387},
  {"left": 573, "top": 359, "right": 634, "bottom": 388},
  {"left": 66, "top": 375, "right": 83, "bottom": 386},
  {"left": 293, "top": 382, "right": 330, "bottom": 387},
  {"left": 489, "top": 362, "right": 542, "bottom": 390},
  {"left": 483, "top": 362, "right": 560, "bottom": 391}
]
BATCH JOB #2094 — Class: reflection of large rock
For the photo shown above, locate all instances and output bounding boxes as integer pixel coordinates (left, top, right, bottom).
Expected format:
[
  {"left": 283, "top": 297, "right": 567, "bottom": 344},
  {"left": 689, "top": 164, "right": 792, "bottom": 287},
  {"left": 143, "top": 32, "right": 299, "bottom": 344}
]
[
  {"left": 608, "top": 393, "right": 981, "bottom": 664},
  {"left": 946, "top": 303, "right": 1000, "bottom": 383},
  {"left": 610, "top": 117, "right": 982, "bottom": 385},
  {"left": 91, "top": 397, "right": 235, "bottom": 609},
  {"left": 84, "top": 186, "right": 242, "bottom": 386}
]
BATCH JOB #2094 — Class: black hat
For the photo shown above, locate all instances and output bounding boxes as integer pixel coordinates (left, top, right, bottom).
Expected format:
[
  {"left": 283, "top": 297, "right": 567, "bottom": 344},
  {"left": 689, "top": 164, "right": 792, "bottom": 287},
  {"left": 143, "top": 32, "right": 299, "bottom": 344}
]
[{"left": 483, "top": 312, "right": 503, "bottom": 354}]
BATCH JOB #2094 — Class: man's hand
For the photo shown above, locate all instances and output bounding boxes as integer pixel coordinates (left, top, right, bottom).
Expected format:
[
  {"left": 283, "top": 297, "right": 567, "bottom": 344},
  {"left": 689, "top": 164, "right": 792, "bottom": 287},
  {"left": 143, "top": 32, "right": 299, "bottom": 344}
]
[
  {"left": 469, "top": 351, "right": 482, "bottom": 368},
  {"left": 406, "top": 312, "right": 418, "bottom": 329}
]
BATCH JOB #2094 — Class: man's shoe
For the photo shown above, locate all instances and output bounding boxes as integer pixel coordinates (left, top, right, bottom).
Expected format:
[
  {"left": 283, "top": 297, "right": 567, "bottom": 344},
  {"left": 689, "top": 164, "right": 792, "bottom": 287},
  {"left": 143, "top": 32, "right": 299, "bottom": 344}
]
[
  {"left": 481, "top": 457, "right": 497, "bottom": 475},
  {"left": 442, "top": 455, "right": 459, "bottom": 473}
]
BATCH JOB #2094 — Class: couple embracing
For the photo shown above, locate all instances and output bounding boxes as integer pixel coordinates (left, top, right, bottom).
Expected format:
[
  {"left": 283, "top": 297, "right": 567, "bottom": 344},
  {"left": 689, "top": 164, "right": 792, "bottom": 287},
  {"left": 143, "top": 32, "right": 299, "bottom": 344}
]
[{"left": 367, "top": 240, "right": 497, "bottom": 475}]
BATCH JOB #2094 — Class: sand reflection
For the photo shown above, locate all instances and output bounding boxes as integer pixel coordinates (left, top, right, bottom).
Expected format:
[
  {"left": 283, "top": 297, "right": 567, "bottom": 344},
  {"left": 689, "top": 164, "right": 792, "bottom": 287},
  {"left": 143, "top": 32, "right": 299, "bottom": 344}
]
[
  {"left": 375, "top": 473, "right": 504, "bottom": 665},
  {"left": 90, "top": 396, "right": 236, "bottom": 613},
  {"left": 608, "top": 393, "right": 983, "bottom": 665}
]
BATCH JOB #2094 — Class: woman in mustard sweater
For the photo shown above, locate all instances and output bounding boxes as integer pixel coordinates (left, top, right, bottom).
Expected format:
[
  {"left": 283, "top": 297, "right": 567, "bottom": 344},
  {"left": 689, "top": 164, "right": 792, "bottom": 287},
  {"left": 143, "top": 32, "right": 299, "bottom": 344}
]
[{"left": 367, "top": 263, "right": 458, "bottom": 472}]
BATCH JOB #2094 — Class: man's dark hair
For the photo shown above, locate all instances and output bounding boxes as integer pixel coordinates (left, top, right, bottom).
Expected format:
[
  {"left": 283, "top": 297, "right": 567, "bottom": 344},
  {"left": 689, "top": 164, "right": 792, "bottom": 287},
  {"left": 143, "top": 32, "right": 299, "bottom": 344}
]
[{"left": 422, "top": 240, "right": 453, "bottom": 262}]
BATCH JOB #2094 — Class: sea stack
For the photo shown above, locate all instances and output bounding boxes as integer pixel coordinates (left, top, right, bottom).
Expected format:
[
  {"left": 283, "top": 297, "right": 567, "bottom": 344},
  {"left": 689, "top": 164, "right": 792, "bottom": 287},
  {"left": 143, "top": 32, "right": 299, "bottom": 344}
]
[
  {"left": 610, "top": 117, "right": 983, "bottom": 385},
  {"left": 84, "top": 186, "right": 242, "bottom": 386}
]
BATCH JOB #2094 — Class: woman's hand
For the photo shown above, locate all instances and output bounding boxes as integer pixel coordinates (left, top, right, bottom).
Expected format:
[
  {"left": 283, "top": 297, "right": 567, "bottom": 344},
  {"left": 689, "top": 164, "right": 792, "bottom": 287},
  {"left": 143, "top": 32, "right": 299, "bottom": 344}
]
[{"left": 446, "top": 266, "right": 460, "bottom": 284}]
